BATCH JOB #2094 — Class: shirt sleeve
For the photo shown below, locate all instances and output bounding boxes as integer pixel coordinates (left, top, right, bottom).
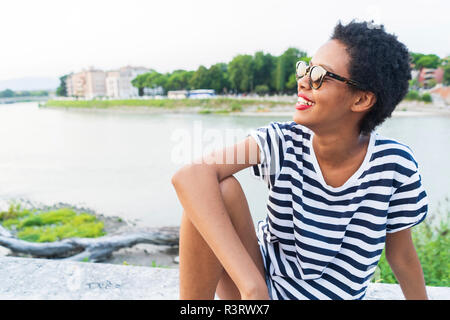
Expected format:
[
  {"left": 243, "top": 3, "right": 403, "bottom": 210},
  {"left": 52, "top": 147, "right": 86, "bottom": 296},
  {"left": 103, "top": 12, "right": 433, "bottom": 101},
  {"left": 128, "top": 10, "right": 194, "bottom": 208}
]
[
  {"left": 247, "top": 122, "right": 286, "bottom": 189},
  {"left": 386, "top": 169, "right": 428, "bottom": 233}
]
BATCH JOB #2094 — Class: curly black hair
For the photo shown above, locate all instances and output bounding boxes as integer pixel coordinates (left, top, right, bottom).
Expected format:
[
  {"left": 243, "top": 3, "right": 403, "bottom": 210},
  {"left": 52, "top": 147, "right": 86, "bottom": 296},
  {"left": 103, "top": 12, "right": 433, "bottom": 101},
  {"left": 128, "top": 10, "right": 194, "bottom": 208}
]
[{"left": 330, "top": 20, "right": 411, "bottom": 135}]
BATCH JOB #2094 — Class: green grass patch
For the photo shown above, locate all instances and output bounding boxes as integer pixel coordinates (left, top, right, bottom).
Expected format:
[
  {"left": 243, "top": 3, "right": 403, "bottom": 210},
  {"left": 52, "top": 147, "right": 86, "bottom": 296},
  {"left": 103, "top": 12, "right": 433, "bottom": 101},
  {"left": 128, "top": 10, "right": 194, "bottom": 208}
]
[
  {"left": 0, "top": 203, "right": 105, "bottom": 242},
  {"left": 198, "top": 109, "right": 212, "bottom": 114},
  {"left": 151, "top": 260, "right": 169, "bottom": 268},
  {"left": 404, "top": 90, "right": 433, "bottom": 103},
  {"left": 372, "top": 212, "right": 449, "bottom": 287},
  {"left": 230, "top": 101, "right": 243, "bottom": 112},
  {"left": 44, "top": 97, "right": 292, "bottom": 110}
]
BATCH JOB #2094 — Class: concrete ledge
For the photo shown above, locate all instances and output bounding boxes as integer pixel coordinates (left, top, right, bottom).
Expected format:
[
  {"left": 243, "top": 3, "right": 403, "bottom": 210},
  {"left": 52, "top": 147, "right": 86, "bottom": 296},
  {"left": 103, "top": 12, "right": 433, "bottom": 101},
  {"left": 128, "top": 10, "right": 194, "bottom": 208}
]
[{"left": 0, "top": 256, "right": 448, "bottom": 300}]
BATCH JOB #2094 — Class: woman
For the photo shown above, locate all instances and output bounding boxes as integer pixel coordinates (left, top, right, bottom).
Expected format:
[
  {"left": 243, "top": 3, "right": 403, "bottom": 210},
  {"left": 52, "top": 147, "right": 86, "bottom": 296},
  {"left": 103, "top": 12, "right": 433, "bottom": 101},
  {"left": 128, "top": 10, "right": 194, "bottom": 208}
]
[{"left": 172, "top": 20, "right": 428, "bottom": 300}]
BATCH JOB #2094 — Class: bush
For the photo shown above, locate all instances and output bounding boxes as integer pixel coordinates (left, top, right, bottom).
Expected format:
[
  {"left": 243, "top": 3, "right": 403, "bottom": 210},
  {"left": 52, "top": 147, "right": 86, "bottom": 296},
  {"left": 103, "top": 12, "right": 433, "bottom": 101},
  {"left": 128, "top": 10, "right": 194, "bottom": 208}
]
[
  {"left": 421, "top": 93, "right": 432, "bottom": 103},
  {"left": 255, "top": 85, "right": 269, "bottom": 96},
  {"left": 372, "top": 204, "right": 449, "bottom": 287},
  {"left": 230, "top": 101, "right": 243, "bottom": 112},
  {"left": 404, "top": 90, "right": 420, "bottom": 101},
  {"left": 403, "top": 90, "right": 433, "bottom": 104}
]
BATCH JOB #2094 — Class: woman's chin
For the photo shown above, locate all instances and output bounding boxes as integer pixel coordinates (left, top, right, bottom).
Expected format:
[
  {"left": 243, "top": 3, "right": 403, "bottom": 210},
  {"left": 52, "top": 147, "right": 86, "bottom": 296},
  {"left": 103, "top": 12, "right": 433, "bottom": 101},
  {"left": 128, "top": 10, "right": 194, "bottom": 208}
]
[{"left": 292, "top": 109, "right": 311, "bottom": 125}]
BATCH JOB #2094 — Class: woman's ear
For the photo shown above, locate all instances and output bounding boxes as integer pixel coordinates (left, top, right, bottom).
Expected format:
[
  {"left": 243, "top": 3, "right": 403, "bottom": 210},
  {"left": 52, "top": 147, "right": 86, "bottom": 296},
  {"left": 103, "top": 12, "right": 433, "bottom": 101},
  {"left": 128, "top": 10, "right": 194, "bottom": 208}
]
[{"left": 351, "top": 91, "right": 377, "bottom": 113}]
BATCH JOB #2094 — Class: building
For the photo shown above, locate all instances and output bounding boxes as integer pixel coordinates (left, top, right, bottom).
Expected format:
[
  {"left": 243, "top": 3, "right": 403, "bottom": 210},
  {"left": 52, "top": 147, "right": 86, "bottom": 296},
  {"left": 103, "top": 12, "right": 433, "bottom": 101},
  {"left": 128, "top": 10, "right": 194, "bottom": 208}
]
[
  {"left": 66, "top": 68, "right": 106, "bottom": 99},
  {"left": 168, "top": 90, "right": 189, "bottom": 99},
  {"left": 66, "top": 72, "right": 85, "bottom": 98},
  {"left": 85, "top": 69, "right": 106, "bottom": 99},
  {"left": 105, "top": 66, "right": 149, "bottom": 99},
  {"left": 143, "top": 86, "right": 164, "bottom": 96},
  {"left": 105, "top": 71, "right": 121, "bottom": 99},
  {"left": 67, "top": 66, "right": 149, "bottom": 99},
  {"left": 418, "top": 67, "right": 444, "bottom": 88}
]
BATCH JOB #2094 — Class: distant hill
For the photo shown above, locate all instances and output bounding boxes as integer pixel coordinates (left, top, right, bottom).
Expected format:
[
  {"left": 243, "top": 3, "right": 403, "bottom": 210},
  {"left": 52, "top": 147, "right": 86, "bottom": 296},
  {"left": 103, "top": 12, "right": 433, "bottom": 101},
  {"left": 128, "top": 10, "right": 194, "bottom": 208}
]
[{"left": 0, "top": 77, "right": 59, "bottom": 91}]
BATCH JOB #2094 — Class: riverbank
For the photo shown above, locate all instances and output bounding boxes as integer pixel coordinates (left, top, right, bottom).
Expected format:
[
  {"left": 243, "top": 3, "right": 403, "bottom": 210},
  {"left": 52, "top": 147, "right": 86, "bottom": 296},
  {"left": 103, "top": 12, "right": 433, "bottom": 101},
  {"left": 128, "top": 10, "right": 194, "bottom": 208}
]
[
  {"left": 0, "top": 201, "right": 179, "bottom": 269},
  {"left": 42, "top": 98, "right": 450, "bottom": 117},
  {"left": 43, "top": 97, "right": 291, "bottom": 113}
]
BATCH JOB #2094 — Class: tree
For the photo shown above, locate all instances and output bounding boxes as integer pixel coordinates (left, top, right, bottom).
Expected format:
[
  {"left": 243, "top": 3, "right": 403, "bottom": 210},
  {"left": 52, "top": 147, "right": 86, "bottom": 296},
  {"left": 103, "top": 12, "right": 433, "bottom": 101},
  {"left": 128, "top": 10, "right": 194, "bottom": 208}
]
[
  {"left": 253, "top": 51, "right": 276, "bottom": 92},
  {"left": 189, "top": 66, "right": 210, "bottom": 89},
  {"left": 410, "top": 52, "right": 424, "bottom": 69},
  {"left": 415, "top": 54, "right": 441, "bottom": 69},
  {"left": 285, "top": 73, "right": 298, "bottom": 92},
  {"left": 255, "top": 84, "right": 269, "bottom": 95},
  {"left": 131, "top": 73, "right": 147, "bottom": 96},
  {"left": 443, "top": 64, "right": 450, "bottom": 85},
  {"left": 149, "top": 72, "right": 169, "bottom": 93},
  {"left": 206, "top": 63, "right": 229, "bottom": 93},
  {"left": 166, "top": 70, "right": 194, "bottom": 91},
  {"left": 0, "top": 89, "right": 14, "bottom": 98},
  {"left": 132, "top": 70, "right": 170, "bottom": 95},
  {"left": 56, "top": 74, "right": 68, "bottom": 97},
  {"left": 228, "top": 54, "right": 255, "bottom": 93},
  {"left": 275, "top": 48, "right": 308, "bottom": 93}
]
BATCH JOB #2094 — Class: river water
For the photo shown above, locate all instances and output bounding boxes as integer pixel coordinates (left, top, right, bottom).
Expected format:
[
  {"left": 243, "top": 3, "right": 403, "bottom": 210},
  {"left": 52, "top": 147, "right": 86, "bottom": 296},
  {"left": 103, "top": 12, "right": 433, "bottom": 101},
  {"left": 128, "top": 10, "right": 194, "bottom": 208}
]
[{"left": 0, "top": 102, "right": 448, "bottom": 227}]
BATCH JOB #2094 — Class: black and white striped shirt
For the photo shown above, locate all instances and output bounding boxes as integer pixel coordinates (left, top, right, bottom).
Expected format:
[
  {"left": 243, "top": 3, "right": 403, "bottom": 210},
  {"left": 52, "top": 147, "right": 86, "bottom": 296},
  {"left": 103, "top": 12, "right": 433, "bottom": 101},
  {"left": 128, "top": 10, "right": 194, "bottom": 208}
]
[{"left": 249, "top": 121, "right": 428, "bottom": 300}]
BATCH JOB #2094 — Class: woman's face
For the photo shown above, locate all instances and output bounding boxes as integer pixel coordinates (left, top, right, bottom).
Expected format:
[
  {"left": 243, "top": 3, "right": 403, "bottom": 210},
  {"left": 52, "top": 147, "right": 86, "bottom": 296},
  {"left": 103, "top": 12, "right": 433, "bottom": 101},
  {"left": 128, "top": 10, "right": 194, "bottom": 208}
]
[{"left": 293, "top": 39, "right": 361, "bottom": 134}]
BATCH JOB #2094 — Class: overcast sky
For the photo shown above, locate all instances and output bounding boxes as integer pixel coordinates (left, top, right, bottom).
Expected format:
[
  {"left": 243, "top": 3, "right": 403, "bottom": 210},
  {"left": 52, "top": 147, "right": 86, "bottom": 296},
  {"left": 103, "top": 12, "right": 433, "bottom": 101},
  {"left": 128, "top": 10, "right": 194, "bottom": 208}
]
[{"left": 0, "top": 0, "right": 448, "bottom": 81}]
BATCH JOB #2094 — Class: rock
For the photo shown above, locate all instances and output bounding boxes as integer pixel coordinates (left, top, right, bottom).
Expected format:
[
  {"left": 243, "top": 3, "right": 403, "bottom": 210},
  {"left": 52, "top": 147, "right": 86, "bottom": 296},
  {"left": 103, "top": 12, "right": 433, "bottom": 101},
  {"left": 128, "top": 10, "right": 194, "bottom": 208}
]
[
  {"left": 0, "top": 256, "right": 178, "bottom": 299},
  {"left": 0, "top": 256, "right": 449, "bottom": 300}
]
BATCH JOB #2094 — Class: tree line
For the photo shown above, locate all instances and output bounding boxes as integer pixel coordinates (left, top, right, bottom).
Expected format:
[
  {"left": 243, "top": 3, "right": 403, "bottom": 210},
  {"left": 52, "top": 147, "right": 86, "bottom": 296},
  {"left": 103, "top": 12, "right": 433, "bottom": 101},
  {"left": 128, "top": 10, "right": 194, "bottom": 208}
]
[
  {"left": 131, "top": 50, "right": 449, "bottom": 95},
  {"left": 55, "top": 50, "right": 449, "bottom": 97},
  {"left": 0, "top": 89, "right": 48, "bottom": 98},
  {"left": 131, "top": 48, "right": 310, "bottom": 95}
]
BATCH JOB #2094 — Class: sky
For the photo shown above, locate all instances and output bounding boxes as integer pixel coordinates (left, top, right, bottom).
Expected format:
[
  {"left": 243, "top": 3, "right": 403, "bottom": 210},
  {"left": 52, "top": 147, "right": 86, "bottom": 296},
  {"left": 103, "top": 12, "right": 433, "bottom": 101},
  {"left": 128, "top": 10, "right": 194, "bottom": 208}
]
[{"left": 0, "top": 0, "right": 449, "bottom": 82}]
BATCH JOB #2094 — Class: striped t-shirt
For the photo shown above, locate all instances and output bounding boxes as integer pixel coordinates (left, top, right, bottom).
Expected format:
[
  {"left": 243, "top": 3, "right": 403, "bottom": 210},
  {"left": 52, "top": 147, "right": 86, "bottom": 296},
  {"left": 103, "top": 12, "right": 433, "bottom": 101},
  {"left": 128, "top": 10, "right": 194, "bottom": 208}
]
[{"left": 249, "top": 121, "right": 428, "bottom": 300}]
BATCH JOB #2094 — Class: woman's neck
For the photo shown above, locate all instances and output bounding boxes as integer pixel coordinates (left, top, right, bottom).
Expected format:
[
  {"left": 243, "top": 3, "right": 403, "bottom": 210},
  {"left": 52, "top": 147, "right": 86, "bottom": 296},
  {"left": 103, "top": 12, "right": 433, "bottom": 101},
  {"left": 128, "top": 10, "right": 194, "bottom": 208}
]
[{"left": 312, "top": 129, "right": 370, "bottom": 168}]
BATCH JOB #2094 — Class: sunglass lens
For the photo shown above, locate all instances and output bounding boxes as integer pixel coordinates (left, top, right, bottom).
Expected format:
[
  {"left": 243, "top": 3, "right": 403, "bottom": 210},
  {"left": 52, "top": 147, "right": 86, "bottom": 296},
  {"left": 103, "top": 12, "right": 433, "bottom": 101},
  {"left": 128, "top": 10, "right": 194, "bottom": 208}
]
[
  {"left": 310, "top": 66, "right": 325, "bottom": 89},
  {"left": 296, "top": 61, "right": 307, "bottom": 78}
]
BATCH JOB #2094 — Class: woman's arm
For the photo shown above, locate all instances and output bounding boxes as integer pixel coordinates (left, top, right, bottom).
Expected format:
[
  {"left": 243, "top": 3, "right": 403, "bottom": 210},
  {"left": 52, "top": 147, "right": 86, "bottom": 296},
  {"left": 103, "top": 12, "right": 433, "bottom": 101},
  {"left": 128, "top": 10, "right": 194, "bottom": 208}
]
[
  {"left": 171, "top": 136, "right": 269, "bottom": 299},
  {"left": 384, "top": 228, "right": 428, "bottom": 300}
]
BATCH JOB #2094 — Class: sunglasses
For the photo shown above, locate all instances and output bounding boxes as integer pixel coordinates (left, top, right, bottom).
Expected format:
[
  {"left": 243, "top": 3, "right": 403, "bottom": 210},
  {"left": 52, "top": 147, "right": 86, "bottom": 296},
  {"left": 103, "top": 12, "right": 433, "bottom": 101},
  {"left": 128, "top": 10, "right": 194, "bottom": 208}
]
[{"left": 295, "top": 60, "right": 366, "bottom": 90}]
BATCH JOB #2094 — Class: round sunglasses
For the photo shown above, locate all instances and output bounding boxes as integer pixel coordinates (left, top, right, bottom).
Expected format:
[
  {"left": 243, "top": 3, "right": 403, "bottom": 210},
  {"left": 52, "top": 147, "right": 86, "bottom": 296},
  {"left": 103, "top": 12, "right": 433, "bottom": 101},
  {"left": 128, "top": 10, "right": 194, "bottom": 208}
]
[{"left": 296, "top": 61, "right": 366, "bottom": 90}]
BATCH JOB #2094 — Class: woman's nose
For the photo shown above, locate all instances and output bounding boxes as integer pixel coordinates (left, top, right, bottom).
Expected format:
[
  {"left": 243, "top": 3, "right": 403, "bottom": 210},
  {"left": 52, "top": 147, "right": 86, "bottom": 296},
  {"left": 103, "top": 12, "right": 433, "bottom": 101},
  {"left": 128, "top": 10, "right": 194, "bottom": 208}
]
[{"left": 297, "top": 75, "right": 311, "bottom": 91}]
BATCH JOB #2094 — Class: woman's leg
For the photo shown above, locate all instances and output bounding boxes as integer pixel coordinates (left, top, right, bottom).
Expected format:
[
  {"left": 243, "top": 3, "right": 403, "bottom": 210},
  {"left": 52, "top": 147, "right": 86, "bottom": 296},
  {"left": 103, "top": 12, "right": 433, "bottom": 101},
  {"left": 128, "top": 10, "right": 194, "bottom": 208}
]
[{"left": 179, "top": 175, "right": 266, "bottom": 300}]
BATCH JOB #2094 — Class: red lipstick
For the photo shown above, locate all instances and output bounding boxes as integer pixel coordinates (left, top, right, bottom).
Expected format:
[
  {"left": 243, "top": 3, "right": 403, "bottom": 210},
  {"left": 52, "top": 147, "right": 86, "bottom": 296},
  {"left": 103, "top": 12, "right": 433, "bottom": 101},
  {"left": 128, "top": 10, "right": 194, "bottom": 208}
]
[{"left": 296, "top": 94, "right": 315, "bottom": 110}]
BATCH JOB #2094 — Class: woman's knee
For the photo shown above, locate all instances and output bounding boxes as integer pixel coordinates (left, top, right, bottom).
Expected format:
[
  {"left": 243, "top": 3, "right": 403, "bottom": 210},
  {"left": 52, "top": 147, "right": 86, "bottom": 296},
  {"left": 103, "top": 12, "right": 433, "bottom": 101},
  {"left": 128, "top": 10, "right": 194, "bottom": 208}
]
[{"left": 219, "top": 175, "right": 244, "bottom": 204}]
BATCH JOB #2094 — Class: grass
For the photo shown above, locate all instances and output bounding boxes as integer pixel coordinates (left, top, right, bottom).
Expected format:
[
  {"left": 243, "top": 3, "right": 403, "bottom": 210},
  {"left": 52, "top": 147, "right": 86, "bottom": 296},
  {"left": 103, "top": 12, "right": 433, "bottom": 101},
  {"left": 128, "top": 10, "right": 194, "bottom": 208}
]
[
  {"left": 121, "top": 260, "right": 170, "bottom": 268},
  {"left": 0, "top": 203, "right": 105, "bottom": 242},
  {"left": 372, "top": 204, "right": 449, "bottom": 287},
  {"left": 43, "top": 97, "right": 291, "bottom": 111}
]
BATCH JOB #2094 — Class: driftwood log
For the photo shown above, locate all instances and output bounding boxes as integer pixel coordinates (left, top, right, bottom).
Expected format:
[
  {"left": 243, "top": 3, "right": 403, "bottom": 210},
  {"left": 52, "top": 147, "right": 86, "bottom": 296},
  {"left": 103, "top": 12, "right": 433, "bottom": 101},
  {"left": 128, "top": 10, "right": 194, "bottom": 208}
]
[{"left": 0, "top": 225, "right": 179, "bottom": 262}]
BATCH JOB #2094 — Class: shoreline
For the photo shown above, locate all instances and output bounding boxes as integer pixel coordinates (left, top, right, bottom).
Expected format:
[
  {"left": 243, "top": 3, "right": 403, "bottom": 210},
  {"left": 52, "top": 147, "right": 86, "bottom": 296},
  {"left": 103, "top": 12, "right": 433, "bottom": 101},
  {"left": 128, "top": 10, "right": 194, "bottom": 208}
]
[
  {"left": 41, "top": 99, "right": 450, "bottom": 117},
  {"left": 0, "top": 201, "right": 179, "bottom": 269},
  {"left": 96, "top": 213, "right": 179, "bottom": 269}
]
